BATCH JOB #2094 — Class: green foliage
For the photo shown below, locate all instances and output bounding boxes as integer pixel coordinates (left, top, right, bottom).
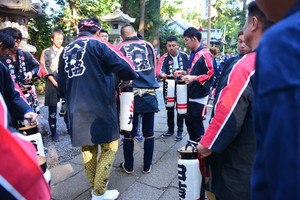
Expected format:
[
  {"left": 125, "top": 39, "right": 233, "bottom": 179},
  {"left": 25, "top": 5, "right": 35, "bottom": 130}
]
[
  {"left": 145, "top": 0, "right": 161, "bottom": 44},
  {"left": 27, "top": 0, "right": 247, "bottom": 57},
  {"left": 159, "top": 0, "right": 184, "bottom": 55},
  {"left": 199, "top": 0, "right": 247, "bottom": 53},
  {"left": 53, "top": 0, "right": 120, "bottom": 35},
  {"left": 122, "top": 0, "right": 161, "bottom": 45},
  {"left": 27, "top": 0, "right": 52, "bottom": 59},
  {"left": 160, "top": 0, "right": 183, "bottom": 20}
]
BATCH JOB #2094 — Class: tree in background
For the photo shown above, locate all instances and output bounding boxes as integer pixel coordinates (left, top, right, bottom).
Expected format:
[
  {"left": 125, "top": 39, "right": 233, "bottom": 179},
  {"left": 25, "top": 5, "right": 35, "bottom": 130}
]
[
  {"left": 122, "top": 0, "right": 161, "bottom": 51},
  {"left": 54, "top": 0, "right": 119, "bottom": 35},
  {"left": 159, "top": 0, "right": 184, "bottom": 55},
  {"left": 27, "top": 0, "right": 247, "bottom": 57},
  {"left": 27, "top": 0, "right": 53, "bottom": 59},
  {"left": 138, "top": 0, "right": 145, "bottom": 37},
  {"left": 199, "top": 0, "right": 247, "bottom": 52}
]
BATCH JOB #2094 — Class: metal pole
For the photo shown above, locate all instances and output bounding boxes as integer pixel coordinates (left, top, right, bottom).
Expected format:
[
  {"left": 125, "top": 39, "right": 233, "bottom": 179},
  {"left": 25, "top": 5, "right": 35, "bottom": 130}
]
[
  {"left": 207, "top": 0, "right": 211, "bottom": 48},
  {"left": 223, "top": 24, "right": 226, "bottom": 53}
]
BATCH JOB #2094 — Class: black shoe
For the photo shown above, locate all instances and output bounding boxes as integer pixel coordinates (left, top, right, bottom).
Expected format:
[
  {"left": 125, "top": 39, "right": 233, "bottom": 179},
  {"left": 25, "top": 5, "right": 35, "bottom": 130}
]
[
  {"left": 51, "top": 133, "right": 60, "bottom": 142},
  {"left": 143, "top": 165, "right": 152, "bottom": 174},
  {"left": 175, "top": 135, "right": 183, "bottom": 142},
  {"left": 119, "top": 162, "right": 134, "bottom": 174},
  {"left": 175, "top": 132, "right": 183, "bottom": 142},
  {"left": 161, "top": 130, "right": 174, "bottom": 137}
]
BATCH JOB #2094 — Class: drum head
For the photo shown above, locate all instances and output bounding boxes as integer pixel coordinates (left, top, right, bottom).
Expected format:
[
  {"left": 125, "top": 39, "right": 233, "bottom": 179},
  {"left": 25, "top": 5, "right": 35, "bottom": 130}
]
[
  {"left": 18, "top": 125, "right": 38, "bottom": 135},
  {"left": 38, "top": 156, "right": 47, "bottom": 173}
]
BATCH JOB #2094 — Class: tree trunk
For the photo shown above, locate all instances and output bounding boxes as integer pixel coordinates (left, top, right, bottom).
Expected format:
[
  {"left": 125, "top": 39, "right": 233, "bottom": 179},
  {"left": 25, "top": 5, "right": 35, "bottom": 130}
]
[
  {"left": 149, "top": 0, "right": 161, "bottom": 54},
  {"left": 67, "top": 0, "right": 79, "bottom": 35},
  {"left": 138, "top": 0, "right": 145, "bottom": 37},
  {"left": 241, "top": 0, "right": 247, "bottom": 28},
  {"left": 122, "top": 0, "right": 128, "bottom": 13}
]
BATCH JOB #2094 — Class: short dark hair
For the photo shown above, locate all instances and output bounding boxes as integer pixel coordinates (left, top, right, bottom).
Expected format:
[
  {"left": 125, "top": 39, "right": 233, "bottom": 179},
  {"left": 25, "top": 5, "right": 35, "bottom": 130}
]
[
  {"left": 120, "top": 24, "right": 135, "bottom": 38},
  {"left": 51, "top": 29, "right": 64, "bottom": 38},
  {"left": 78, "top": 18, "right": 101, "bottom": 34},
  {"left": 3, "top": 27, "right": 22, "bottom": 41},
  {"left": 100, "top": 29, "right": 109, "bottom": 35},
  {"left": 0, "top": 29, "right": 15, "bottom": 49},
  {"left": 247, "top": 1, "right": 274, "bottom": 31},
  {"left": 183, "top": 27, "right": 202, "bottom": 42},
  {"left": 238, "top": 30, "right": 243, "bottom": 37},
  {"left": 166, "top": 35, "right": 178, "bottom": 42}
]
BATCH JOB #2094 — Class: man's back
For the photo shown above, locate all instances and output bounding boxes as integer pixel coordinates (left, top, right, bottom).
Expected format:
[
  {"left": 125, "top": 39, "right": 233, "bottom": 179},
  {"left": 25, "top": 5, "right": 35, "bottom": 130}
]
[
  {"left": 58, "top": 31, "right": 137, "bottom": 146},
  {"left": 252, "top": 1, "right": 300, "bottom": 199},
  {"left": 117, "top": 37, "right": 159, "bottom": 89}
]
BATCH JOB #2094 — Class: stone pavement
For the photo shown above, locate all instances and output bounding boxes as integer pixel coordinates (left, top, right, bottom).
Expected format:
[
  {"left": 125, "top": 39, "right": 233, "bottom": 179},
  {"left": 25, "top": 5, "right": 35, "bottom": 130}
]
[{"left": 48, "top": 84, "right": 212, "bottom": 200}]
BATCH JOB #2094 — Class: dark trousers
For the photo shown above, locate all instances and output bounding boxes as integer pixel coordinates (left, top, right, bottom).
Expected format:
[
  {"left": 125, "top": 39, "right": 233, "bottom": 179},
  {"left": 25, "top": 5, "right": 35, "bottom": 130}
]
[
  {"left": 166, "top": 107, "right": 184, "bottom": 133},
  {"left": 123, "top": 112, "right": 155, "bottom": 171},
  {"left": 185, "top": 101, "right": 206, "bottom": 142},
  {"left": 185, "top": 114, "right": 204, "bottom": 142},
  {"left": 48, "top": 106, "right": 69, "bottom": 134}
]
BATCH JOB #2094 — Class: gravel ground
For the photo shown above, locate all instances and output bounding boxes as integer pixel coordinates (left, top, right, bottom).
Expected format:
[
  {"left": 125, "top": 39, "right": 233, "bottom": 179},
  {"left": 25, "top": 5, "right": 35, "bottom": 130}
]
[{"left": 37, "top": 98, "right": 81, "bottom": 169}]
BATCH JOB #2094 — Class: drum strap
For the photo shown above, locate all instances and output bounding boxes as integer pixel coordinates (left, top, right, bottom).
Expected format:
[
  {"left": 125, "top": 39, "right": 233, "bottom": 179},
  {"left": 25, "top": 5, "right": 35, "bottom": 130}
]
[{"left": 133, "top": 88, "right": 156, "bottom": 97}]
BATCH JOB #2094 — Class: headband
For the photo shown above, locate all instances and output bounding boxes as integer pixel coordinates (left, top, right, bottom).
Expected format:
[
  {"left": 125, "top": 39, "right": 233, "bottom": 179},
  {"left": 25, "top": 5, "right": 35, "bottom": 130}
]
[{"left": 79, "top": 20, "right": 101, "bottom": 30}]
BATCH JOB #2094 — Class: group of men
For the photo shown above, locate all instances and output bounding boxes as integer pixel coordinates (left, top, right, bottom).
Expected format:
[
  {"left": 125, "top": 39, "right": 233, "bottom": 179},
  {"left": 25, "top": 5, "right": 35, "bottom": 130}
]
[
  {"left": 197, "top": 1, "right": 300, "bottom": 200},
  {"left": 54, "top": 16, "right": 216, "bottom": 199},
  {"left": 0, "top": 0, "right": 299, "bottom": 199},
  {"left": 0, "top": 28, "right": 51, "bottom": 199}
]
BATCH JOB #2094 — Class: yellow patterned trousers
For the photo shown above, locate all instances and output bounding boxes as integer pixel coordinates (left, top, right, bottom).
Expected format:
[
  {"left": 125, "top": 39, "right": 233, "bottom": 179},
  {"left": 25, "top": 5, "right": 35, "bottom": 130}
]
[{"left": 82, "top": 139, "right": 118, "bottom": 195}]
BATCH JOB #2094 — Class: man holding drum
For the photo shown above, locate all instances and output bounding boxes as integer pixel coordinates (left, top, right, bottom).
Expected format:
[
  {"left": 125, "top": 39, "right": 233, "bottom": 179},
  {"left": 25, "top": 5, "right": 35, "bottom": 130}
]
[
  {"left": 157, "top": 35, "right": 188, "bottom": 141},
  {"left": 0, "top": 29, "right": 38, "bottom": 129},
  {"left": 117, "top": 24, "right": 159, "bottom": 174},
  {"left": 182, "top": 27, "right": 214, "bottom": 142}
]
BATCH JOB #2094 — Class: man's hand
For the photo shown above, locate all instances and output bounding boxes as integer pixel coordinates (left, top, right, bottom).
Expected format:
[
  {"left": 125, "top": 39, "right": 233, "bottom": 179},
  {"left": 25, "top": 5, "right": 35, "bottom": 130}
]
[
  {"left": 24, "top": 112, "right": 38, "bottom": 126},
  {"left": 173, "top": 70, "right": 183, "bottom": 77},
  {"left": 160, "top": 73, "right": 167, "bottom": 79},
  {"left": 197, "top": 143, "right": 212, "bottom": 158},
  {"left": 47, "top": 75, "right": 58, "bottom": 88},
  {"left": 183, "top": 75, "right": 198, "bottom": 84},
  {"left": 24, "top": 72, "right": 33, "bottom": 82},
  {"left": 119, "top": 80, "right": 132, "bottom": 89}
]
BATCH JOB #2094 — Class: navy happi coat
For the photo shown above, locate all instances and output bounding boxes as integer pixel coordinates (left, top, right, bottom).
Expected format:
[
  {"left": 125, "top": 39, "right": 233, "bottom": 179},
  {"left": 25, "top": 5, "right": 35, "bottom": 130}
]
[
  {"left": 58, "top": 32, "right": 138, "bottom": 146},
  {"left": 252, "top": 1, "right": 300, "bottom": 199}
]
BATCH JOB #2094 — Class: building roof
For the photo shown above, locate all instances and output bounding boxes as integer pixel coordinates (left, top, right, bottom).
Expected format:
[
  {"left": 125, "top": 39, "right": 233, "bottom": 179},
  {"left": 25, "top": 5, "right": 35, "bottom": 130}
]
[
  {"left": 0, "top": 0, "right": 42, "bottom": 18},
  {"left": 201, "top": 29, "right": 225, "bottom": 44},
  {"left": 167, "top": 18, "right": 225, "bottom": 44}
]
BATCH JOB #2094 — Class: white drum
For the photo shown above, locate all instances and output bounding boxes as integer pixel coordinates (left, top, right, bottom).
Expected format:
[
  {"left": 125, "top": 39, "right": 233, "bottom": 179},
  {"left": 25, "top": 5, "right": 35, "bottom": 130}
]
[
  {"left": 176, "top": 81, "right": 187, "bottom": 114},
  {"left": 165, "top": 77, "right": 175, "bottom": 107},
  {"left": 19, "top": 126, "right": 45, "bottom": 157},
  {"left": 178, "top": 141, "right": 202, "bottom": 200},
  {"left": 119, "top": 89, "right": 134, "bottom": 132}
]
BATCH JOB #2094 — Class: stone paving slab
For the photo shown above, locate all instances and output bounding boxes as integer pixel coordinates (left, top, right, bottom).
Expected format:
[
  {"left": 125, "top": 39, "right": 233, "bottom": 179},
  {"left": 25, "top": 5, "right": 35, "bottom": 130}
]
[
  {"left": 50, "top": 162, "right": 83, "bottom": 186},
  {"left": 118, "top": 182, "right": 164, "bottom": 200},
  {"left": 138, "top": 148, "right": 179, "bottom": 189},
  {"left": 51, "top": 169, "right": 90, "bottom": 200},
  {"left": 159, "top": 187, "right": 179, "bottom": 200}
]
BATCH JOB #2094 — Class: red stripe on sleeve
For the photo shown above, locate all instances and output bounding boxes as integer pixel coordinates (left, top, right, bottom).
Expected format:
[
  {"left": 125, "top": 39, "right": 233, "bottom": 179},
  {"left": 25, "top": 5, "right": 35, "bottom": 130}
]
[
  {"left": 0, "top": 93, "right": 7, "bottom": 128},
  {"left": 197, "top": 50, "right": 214, "bottom": 85},
  {"left": 200, "top": 53, "right": 256, "bottom": 149},
  {"left": 156, "top": 53, "right": 168, "bottom": 76},
  {"left": 39, "top": 49, "right": 49, "bottom": 78}
]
